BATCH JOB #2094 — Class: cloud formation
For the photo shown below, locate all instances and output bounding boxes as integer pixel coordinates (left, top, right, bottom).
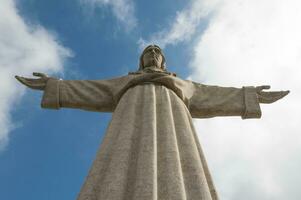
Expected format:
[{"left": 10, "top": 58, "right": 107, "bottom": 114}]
[
  {"left": 0, "top": 0, "right": 71, "bottom": 150},
  {"left": 142, "top": 0, "right": 301, "bottom": 198},
  {"left": 80, "top": 0, "right": 137, "bottom": 31},
  {"left": 188, "top": 0, "right": 301, "bottom": 199},
  {"left": 138, "top": 0, "right": 220, "bottom": 48}
]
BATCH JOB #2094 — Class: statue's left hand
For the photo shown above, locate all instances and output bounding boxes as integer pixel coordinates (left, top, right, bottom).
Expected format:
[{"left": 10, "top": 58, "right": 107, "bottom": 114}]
[{"left": 256, "top": 85, "right": 290, "bottom": 104}]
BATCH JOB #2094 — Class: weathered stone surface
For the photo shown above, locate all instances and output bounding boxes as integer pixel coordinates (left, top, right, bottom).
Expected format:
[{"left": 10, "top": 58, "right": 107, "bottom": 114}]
[
  {"left": 41, "top": 71, "right": 262, "bottom": 200},
  {"left": 15, "top": 45, "right": 289, "bottom": 200}
]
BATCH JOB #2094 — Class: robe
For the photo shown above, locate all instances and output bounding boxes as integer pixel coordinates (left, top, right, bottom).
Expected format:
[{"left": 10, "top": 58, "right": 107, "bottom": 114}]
[{"left": 41, "top": 72, "right": 261, "bottom": 200}]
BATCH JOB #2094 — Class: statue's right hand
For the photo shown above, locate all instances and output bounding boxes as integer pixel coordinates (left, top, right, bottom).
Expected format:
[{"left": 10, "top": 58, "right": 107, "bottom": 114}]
[{"left": 15, "top": 72, "right": 50, "bottom": 90}]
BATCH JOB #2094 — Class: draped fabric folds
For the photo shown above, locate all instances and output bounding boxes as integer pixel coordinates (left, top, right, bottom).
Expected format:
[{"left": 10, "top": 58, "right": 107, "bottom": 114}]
[{"left": 41, "top": 72, "right": 261, "bottom": 200}]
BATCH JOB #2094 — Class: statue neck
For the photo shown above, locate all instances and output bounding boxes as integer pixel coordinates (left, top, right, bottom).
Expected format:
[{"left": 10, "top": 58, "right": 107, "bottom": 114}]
[
  {"left": 128, "top": 66, "right": 177, "bottom": 77},
  {"left": 142, "top": 66, "right": 164, "bottom": 72}
]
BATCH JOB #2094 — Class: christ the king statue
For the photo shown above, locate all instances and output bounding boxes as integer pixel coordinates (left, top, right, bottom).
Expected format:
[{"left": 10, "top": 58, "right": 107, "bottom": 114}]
[{"left": 16, "top": 45, "right": 289, "bottom": 200}]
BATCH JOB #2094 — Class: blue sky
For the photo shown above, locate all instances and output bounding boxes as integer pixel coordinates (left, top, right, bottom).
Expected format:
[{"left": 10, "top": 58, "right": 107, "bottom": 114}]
[
  {"left": 1, "top": 1, "right": 196, "bottom": 199},
  {"left": 1, "top": 0, "right": 301, "bottom": 199}
]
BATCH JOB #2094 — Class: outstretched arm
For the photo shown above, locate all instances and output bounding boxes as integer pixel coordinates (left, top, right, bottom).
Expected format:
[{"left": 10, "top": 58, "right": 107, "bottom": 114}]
[
  {"left": 189, "top": 82, "right": 289, "bottom": 119},
  {"left": 15, "top": 72, "right": 128, "bottom": 112}
]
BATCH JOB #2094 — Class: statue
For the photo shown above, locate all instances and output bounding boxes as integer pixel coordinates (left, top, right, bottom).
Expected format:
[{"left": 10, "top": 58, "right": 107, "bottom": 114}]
[{"left": 16, "top": 45, "right": 289, "bottom": 200}]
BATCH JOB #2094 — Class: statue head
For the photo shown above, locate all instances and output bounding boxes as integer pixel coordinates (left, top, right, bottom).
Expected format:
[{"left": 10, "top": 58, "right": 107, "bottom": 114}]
[{"left": 139, "top": 45, "right": 166, "bottom": 71}]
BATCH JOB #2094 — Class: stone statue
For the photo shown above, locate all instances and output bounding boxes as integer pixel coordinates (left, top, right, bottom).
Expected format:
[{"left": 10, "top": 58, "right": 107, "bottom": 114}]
[{"left": 16, "top": 45, "right": 289, "bottom": 200}]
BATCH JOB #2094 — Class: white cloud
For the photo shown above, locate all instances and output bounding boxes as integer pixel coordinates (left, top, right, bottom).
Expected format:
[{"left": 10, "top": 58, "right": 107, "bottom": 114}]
[
  {"left": 0, "top": 0, "right": 72, "bottom": 150},
  {"left": 138, "top": 0, "right": 220, "bottom": 48},
  {"left": 80, "top": 0, "right": 137, "bottom": 31},
  {"left": 188, "top": 0, "right": 301, "bottom": 199},
  {"left": 140, "top": 0, "right": 301, "bottom": 198}
]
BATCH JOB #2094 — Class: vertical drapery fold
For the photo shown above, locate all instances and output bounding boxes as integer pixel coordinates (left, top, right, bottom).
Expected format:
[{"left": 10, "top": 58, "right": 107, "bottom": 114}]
[
  {"left": 130, "top": 85, "right": 157, "bottom": 200},
  {"left": 156, "top": 86, "right": 187, "bottom": 200},
  {"left": 166, "top": 88, "right": 213, "bottom": 200},
  {"left": 77, "top": 84, "right": 215, "bottom": 200},
  {"left": 77, "top": 84, "right": 141, "bottom": 200}
]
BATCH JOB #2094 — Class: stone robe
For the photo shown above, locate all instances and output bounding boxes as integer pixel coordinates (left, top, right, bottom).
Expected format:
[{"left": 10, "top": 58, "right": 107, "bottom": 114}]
[{"left": 41, "top": 72, "right": 261, "bottom": 200}]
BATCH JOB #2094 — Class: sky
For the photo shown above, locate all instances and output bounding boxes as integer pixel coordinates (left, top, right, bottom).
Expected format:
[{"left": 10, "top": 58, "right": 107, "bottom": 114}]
[{"left": 0, "top": 0, "right": 300, "bottom": 199}]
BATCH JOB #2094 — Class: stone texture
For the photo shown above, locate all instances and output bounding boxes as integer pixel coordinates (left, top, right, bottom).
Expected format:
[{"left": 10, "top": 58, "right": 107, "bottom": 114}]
[
  {"left": 41, "top": 72, "right": 261, "bottom": 200},
  {"left": 15, "top": 45, "right": 289, "bottom": 200}
]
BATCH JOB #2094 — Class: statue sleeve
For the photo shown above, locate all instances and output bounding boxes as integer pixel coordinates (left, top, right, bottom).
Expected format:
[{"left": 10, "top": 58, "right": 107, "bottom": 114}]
[
  {"left": 189, "top": 82, "right": 262, "bottom": 119},
  {"left": 41, "top": 76, "right": 128, "bottom": 112}
]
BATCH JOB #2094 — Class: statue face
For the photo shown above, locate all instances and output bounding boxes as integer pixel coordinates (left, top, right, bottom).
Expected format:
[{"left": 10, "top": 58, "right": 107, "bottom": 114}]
[{"left": 142, "top": 46, "right": 163, "bottom": 69}]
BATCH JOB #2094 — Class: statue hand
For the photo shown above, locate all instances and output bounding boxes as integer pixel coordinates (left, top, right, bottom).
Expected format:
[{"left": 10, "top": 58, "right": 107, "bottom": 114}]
[
  {"left": 15, "top": 72, "right": 51, "bottom": 90},
  {"left": 256, "top": 85, "right": 290, "bottom": 104}
]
